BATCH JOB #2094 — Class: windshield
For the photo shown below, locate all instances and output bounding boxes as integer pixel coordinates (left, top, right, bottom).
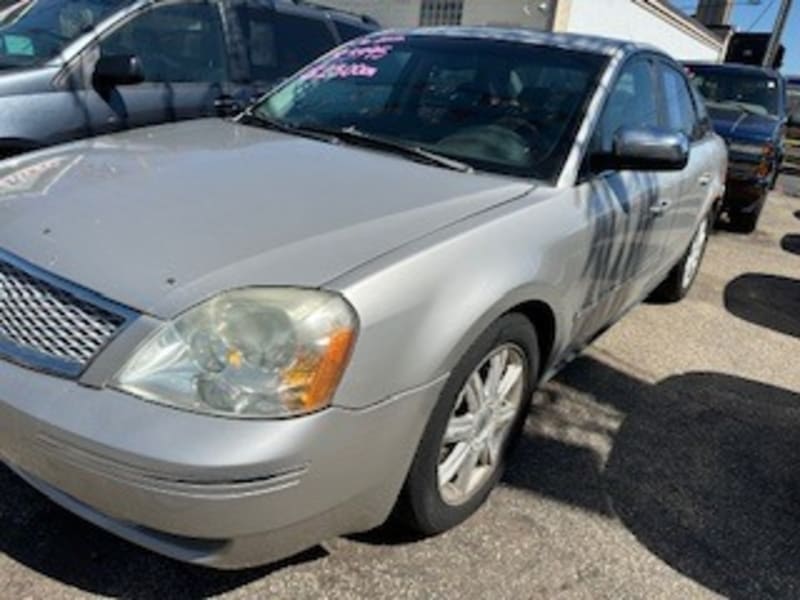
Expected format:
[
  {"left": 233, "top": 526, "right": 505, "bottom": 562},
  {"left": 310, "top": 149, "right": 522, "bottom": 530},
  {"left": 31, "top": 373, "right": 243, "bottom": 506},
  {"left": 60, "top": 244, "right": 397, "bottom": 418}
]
[
  {"left": 254, "top": 35, "right": 607, "bottom": 181},
  {"left": 0, "top": 0, "right": 131, "bottom": 68},
  {"left": 688, "top": 66, "right": 781, "bottom": 117}
]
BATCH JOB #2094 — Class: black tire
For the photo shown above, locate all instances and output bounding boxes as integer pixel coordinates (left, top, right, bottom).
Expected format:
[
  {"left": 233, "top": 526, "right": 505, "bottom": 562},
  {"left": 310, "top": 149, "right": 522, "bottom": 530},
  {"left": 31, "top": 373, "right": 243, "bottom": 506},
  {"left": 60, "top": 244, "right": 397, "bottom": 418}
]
[
  {"left": 728, "top": 206, "right": 761, "bottom": 233},
  {"left": 650, "top": 213, "right": 710, "bottom": 303},
  {"left": 396, "top": 313, "right": 539, "bottom": 535},
  {"left": 728, "top": 187, "right": 767, "bottom": 233}
]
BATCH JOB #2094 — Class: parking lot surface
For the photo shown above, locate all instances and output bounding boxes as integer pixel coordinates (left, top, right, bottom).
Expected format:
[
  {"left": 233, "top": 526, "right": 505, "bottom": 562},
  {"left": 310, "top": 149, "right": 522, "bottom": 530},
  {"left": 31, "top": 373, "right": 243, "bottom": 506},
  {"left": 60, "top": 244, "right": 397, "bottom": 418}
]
[{"left": 1, "top": 177, "right": 799, "bottom": 600}]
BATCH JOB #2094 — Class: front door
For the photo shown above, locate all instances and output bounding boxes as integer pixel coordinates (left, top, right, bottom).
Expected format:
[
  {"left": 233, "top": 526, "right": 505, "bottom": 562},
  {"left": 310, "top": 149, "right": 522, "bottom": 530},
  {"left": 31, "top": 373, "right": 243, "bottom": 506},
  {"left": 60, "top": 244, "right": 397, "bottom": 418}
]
[
  {"left": 79, "top": 1, "right": 232, "bottom": 136},
  {"left": 571, "top": 56, "right": 675, "bottom": 344}
]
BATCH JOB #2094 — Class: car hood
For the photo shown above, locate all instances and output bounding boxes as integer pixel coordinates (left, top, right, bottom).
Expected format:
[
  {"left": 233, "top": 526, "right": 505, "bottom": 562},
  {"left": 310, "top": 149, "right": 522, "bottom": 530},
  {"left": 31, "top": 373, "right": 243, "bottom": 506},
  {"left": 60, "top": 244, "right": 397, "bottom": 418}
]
[
  {"left": 708, "top": 106, "right": 780, "bottom": 141},
  {"left": 0, "top": 119, "right": 534, "bottom": 318}
]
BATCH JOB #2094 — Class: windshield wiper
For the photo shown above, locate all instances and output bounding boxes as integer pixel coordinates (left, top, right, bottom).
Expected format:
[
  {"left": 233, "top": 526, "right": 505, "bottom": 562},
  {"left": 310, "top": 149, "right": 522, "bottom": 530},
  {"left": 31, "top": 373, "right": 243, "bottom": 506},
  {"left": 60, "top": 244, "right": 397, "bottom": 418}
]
[
  {"left": 297, "top": 125, "right": 474, "bottom": 174},
  {"left": 237, "top": 111, "right": 340, "bottom": 144}
]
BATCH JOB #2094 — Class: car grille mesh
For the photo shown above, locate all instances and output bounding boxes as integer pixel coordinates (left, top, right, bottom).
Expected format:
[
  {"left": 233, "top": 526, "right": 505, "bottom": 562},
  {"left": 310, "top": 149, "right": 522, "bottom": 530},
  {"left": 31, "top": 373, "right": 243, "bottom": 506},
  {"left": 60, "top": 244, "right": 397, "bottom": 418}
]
[{"left": 0, "top": 259, "right": 126, "bottom": 371}]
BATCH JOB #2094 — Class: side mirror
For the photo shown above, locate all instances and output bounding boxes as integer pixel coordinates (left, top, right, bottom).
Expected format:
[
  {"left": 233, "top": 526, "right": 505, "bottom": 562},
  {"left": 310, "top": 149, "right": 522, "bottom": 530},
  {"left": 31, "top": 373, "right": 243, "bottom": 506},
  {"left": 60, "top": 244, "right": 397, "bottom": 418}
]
[
  {"left": 93, "top": 54, "right": 145, "bottom": 88},
  {"left": 594, "top": 127, "right": 690, "bottom": 172}
]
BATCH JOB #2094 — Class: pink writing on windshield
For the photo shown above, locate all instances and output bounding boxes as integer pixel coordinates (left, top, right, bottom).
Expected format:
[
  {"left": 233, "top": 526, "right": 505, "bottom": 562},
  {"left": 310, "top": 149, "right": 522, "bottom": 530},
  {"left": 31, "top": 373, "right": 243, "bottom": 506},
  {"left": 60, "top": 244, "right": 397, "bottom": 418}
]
[
  {"left": 302, "top": 62, "right": 379, "bottom": 80},
  {"left": 333, "top": 44, "right": 394, "bottom": 61}
]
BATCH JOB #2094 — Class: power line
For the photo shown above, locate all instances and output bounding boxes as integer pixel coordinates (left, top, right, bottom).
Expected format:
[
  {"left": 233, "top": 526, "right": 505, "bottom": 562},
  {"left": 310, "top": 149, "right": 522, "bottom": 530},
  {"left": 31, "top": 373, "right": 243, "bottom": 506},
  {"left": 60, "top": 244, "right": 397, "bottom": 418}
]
[{"left": 748, "top": 0, "right": 776, "bottom": 29}]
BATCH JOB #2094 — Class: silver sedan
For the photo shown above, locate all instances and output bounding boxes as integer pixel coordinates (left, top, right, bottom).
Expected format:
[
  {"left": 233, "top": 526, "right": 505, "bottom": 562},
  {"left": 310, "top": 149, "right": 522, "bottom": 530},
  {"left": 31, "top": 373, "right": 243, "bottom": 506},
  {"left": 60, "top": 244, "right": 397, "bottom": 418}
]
[{"left": 0, "top": 28, "right": 726, "bottom": 569}]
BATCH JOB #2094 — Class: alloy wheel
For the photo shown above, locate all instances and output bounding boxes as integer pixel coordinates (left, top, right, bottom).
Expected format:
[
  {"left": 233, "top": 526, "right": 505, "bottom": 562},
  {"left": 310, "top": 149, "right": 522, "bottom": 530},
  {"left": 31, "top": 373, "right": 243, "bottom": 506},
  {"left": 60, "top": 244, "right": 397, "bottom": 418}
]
[
  {"left": 437, "top": 343, "right": 527, "bottom": 506},
  {"left": 682, "top": 217, "right": 708, "bottom": 290}
]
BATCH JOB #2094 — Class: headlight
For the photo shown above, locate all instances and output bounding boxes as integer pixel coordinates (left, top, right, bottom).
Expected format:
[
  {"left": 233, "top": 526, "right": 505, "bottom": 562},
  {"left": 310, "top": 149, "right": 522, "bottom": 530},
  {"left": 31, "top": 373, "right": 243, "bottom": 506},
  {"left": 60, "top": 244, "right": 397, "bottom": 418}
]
[
  {"left": 728, "top": 142, "right": 770, "bottom": 156},
  {"left": 113, "top": 288, "right": 357, "bottom": 418}
]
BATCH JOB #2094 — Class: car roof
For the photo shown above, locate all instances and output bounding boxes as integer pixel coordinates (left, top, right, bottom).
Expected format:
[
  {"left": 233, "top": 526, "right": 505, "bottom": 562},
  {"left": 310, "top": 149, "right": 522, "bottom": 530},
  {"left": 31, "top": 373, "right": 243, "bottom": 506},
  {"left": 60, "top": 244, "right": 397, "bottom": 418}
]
[
  {"left": 685, "top": 61, "right": 782, "bottom": 78},
  {"left": 49, "top": 0, "right": 378, "bottom": 66},
  {"left": 377, "top": 26, "right": 656, "bottom": 58}
]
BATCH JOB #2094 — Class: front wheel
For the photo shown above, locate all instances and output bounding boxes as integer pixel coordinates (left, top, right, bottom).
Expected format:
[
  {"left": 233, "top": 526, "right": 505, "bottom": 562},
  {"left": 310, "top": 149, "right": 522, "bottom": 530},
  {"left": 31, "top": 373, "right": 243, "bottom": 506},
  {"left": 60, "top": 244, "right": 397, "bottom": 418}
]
[
  {"left": 397, "top": 314, "right": 539, "bottom": 535},
  {"left": 650, "top": 213, "right": 710, "bottom": 303}
]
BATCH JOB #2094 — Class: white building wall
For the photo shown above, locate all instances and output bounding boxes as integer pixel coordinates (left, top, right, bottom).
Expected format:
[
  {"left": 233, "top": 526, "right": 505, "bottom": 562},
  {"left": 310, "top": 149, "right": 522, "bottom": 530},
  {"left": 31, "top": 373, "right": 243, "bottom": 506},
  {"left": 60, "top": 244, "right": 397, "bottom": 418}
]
[
  {"left": 318, "top": 0, "right": 551, "bottom": 29},
  {"left": 561, "top": 0, "right": 722, "bottom": 61},
  {"left": 460, "top": 0, "right": 551, "bottom": 28},
  {"left": 320, "top": 0, "right": 722, "bottom": 62},
  {"left": 321, "top": 0, "right": 421, "bottom": 27}
]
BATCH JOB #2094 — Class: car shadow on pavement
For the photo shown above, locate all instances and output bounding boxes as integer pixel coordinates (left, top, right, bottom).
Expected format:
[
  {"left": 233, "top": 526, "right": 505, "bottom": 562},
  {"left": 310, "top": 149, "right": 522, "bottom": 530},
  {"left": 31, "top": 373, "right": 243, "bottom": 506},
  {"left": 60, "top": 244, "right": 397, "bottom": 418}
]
[
  {"left": 781, "top": 234, "right": 800, "bottom": 256},
  {"left": 0, "top": 465, "right": 327, "bottom": 597},
  {"left": 506, "top": 357, "right": 800, "bottom": 599},
  {"left": 723, "top": 273, "right": 800, "bottom": 338}
]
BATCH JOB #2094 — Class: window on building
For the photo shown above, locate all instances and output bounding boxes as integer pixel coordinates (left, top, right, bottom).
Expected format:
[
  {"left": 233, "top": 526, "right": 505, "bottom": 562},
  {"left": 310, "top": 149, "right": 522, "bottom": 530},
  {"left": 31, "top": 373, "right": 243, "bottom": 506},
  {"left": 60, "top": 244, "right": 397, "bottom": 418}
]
[{"left": 419, "top": 0, "right": 463, "bottom": 26}]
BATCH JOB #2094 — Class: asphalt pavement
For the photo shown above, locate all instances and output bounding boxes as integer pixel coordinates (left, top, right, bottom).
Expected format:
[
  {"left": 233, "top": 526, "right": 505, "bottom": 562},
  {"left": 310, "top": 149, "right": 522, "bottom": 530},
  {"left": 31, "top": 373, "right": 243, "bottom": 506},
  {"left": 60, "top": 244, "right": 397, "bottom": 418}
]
[{"left": 1, "top": 177, "right": 799, "bottom": 600}]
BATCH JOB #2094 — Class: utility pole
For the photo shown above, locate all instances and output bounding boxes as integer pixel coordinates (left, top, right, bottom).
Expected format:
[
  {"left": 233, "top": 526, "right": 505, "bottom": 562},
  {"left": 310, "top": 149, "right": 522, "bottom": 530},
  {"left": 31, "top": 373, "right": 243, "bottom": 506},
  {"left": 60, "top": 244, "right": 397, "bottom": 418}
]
[{"left": 764, "top": 0, "right": 793, "bottom": 67}]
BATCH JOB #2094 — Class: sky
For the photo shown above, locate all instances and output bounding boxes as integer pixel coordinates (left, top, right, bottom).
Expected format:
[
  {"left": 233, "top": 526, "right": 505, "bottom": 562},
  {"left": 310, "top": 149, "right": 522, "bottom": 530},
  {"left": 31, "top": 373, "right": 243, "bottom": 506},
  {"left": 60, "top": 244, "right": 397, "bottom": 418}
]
[{"left": 678, "top": 0, "right": 800, "bottom": 74}]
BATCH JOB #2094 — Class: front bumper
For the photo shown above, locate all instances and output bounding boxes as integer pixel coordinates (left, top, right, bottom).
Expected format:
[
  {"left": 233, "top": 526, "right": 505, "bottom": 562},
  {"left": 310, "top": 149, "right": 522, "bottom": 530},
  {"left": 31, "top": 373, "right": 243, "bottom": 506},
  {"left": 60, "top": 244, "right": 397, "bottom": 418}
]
[
  {"left": 0, "top": 358, "right": 443, "bottom": 568},
  {"left": 723, "top": 152, "right": 774, "bottom": 212},
  {"left": 726, "top": 154, "right": 772, "bottom": 187}
]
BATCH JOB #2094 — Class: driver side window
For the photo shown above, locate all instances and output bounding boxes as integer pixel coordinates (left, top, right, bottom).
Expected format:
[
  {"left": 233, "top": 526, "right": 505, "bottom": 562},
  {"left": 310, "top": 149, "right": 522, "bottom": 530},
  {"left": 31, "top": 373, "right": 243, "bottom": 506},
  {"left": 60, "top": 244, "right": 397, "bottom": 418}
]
[
  {"left": 591, "top": 58, "right": 659, "bottom": 157},
  {"left": 99, "top": 2, "right": 227, "bottom": 83}
]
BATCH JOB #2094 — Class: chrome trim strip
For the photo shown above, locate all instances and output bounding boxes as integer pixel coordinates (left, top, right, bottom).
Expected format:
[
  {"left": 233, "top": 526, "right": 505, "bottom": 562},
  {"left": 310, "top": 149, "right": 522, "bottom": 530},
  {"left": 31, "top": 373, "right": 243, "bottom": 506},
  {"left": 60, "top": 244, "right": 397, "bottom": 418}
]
[{"left": 0, "top": 248, "right": 139, "bottom": 379}]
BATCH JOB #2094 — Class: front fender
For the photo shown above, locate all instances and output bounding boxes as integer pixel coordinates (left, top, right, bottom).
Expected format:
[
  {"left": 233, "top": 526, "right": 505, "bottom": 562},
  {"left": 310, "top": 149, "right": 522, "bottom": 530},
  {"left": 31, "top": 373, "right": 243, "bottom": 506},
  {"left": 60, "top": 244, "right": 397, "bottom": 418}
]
[{"left": 328, "top": 188, "right": 581, "bottom": 410}]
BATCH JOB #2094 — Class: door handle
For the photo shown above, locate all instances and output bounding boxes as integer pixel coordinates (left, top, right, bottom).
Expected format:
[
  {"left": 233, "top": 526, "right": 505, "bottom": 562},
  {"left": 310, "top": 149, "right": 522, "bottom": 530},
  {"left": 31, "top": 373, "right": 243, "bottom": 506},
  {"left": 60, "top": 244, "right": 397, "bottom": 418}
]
[
  {"left": 649, "top": 199, "right": 672, "bottom": 216},
  {"left": 698, "top": 173, "right": 712, "bottom": 187},
  {"left": 214, "top": 95, "right": 242, "bottom": 116}
]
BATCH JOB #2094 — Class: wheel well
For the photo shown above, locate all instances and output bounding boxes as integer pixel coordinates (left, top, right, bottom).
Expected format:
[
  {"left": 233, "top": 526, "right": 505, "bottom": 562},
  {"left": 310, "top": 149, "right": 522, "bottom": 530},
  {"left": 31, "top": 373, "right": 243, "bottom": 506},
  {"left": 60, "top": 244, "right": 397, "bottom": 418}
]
[{"left": 506, "top": 300, "right": 556, "bottom": 377}]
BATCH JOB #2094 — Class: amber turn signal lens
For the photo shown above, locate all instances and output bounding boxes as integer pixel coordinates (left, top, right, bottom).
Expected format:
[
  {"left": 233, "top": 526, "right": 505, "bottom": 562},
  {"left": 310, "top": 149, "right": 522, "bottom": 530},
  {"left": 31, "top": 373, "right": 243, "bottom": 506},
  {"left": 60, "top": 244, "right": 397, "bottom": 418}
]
[{"left": 283, "top": 328, "right": 356, "bottom": 412}]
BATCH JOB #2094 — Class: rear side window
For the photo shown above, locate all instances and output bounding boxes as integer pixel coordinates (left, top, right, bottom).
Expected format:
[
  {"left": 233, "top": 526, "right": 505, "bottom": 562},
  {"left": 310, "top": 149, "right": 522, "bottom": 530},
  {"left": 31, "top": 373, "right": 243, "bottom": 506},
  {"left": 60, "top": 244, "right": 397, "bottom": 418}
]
[
  {"left": 236, "top": 8, "right": 337, "bottom": 82},
  {"left": 689, "top": 80, "right": 713, "bottom": 138},
  {"left": 660, "top": 64, "right": 699, "bottom": 140}
]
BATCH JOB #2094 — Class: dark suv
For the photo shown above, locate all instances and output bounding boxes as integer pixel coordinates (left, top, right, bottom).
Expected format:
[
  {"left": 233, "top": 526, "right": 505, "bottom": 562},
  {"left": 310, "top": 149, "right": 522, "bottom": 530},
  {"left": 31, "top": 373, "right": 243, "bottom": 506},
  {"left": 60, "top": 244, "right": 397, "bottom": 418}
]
[
  {"left": 0, "top": 0, "right": 378, "bottom": 158},
  {"left": 685, "top": 62, "right": 786, "bottom": 232}
]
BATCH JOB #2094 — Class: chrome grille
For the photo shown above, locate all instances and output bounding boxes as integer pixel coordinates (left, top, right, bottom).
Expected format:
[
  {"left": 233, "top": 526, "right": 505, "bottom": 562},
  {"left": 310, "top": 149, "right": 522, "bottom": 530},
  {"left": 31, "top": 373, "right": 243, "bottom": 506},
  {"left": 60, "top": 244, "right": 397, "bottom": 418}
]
[{"left": 0, "top": 255, "right": 132, "bottom": 377}]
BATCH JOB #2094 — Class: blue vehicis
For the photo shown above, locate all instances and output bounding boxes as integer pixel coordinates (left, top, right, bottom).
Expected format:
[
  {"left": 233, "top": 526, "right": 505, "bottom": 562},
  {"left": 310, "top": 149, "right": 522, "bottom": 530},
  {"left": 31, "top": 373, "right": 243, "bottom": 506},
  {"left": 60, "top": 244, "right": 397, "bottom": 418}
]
[
  {"left": 0, "top": 0, "right": 378, "bottom": 160},
  {"left": 685, "top": 62, "right": 787, "bottom": 232}
]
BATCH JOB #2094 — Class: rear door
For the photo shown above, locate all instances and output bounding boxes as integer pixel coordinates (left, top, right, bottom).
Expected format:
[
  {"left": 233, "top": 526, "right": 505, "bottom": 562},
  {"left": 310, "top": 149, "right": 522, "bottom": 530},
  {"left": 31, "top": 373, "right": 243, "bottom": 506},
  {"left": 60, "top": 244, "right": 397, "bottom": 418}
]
[
  {"left": 230, "top": 3, "right": 340, "bottom": 100},
  {"left": 656, "top": 60, "right": 714, "bottom": 263},
  {"left": 79, "top": 0, "right": 232, "bottom": 135}
]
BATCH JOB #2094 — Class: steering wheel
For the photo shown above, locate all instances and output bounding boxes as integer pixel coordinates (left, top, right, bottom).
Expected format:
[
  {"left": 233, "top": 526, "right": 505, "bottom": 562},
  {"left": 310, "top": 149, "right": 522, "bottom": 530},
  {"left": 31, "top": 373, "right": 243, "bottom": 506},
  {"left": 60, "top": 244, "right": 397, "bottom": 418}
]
[
  {"left": 436, "top": 124, "right": 533, "bottom": 166},
  {"left": 493, "top": 117, "right": 551, "bottom": 158}
]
